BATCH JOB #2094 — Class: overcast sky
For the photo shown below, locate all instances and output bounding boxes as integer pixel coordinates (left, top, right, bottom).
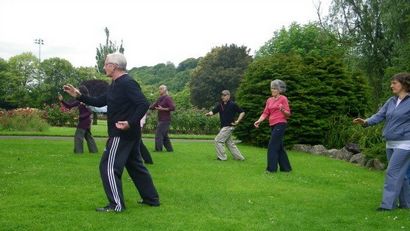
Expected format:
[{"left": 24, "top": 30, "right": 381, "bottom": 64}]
[{"left": 0, "top": 0, "right": 331, "bottom": 68}]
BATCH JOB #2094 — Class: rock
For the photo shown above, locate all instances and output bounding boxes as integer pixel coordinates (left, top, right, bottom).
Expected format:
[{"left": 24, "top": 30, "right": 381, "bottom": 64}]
[
  {"left": 310, "top": 145, "right": 328, "bottom": 155},
  {"left": 373, "top": 159, "right": 386, "bottom": 170},
  {"left": 334, "top": 147, "right": 353, "bottom": 161},
  {"left": 326, "top": 149, "right": 339, "bottom": 158},
  {"left": 292, "top": 144, "right": 313, "bottom": 153},
  {"left": 345, "top": 143, "right": 361, "bottom": 154},
  {"left": 349, "top": 153, "right": 366, "bottom": 166},
  {"left": 365, "top": 159, "right": 374, "bottom": 168}
]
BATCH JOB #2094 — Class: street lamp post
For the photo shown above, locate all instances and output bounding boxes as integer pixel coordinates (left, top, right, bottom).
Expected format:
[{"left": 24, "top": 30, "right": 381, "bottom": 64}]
[{"left": 34, "top": 38, "right": 44, "bottom": 62}]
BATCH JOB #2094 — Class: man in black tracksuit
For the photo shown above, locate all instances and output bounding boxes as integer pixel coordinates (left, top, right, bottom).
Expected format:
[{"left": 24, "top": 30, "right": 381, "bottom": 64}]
[{"left": 64, "top": 53, "right": 159, "bottom": 212}]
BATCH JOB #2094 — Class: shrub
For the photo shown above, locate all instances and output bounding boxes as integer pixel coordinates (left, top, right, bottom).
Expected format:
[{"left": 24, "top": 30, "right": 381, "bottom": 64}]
[
  {"left": 42, "top": 103, "right": 77, "bottom": 127},
  {"left": 0, "top": 108, "right": 49, "bottom": 131},
  {"left": 144, "top": 108, "right": 220, "bottom": 135},
  {"left": 324, "top": 115, "right": 386, "bottom": 163}
]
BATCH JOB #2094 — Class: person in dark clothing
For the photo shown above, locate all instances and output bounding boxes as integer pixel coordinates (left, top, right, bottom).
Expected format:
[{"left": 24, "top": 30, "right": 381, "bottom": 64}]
[
  {"left": 140, "top": 114, "right": 153, "bottom": 164},
  {"left": 149, "top": 85, "right": 175, "bottom": 152},
  {"left": 63, "top": 53, "right": 160, "bottom": 213},
  {"left": 58, "top": 85, "right": 98, "bottom": 154},
  {"left": 205, "top": 90, "right": 245, "bottom": 161}
]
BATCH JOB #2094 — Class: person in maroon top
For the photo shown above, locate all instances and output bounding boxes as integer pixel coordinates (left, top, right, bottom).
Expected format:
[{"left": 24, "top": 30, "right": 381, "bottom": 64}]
[
  {"left": 149, "top": 85, "right": 175, "bottom": 152},
  {"left": 58, "top": 85, "right": 98, "bottom": 154}
]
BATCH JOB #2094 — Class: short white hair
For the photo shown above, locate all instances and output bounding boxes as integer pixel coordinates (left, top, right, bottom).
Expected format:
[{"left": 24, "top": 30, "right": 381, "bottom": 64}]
[
  {"left": 271, "top": 79, "right": 286, "bottom": 93},
  {"left": 159, "top": 84, "right": 169, "bottom": 95},
  {"left": 106, "top": 53, "right": 127, "bottom": 70}
]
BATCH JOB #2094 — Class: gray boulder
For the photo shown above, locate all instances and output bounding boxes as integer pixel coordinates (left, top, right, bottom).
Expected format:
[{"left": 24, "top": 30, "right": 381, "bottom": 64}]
[
  {"left": 349, "top": 153, "right": 366, "bottom": 166},
  {"left": 310, "top": 145, "right": 328, "bottom": 155},
  {"left": 334, "top": 147, "right": 353, "bottom": 161},
  {"left": 292, "top": 144, "right": 313, "bottom": 153},
  {"left": 345, "top": 143, "right": 361, "bottom": 154}
]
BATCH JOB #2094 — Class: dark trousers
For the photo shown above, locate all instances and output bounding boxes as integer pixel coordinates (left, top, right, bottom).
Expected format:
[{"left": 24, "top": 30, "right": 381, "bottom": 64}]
[
  {"left": 267, "top": 123, "right": 292, "bottom": 172},
  {"left": 100, "top": 137, "right": 159, "bottom": 212},
  {"left": 155, "top": 121, "right": 173, "bottom": 151},
  {"left": 74, "top": 128, "right": 98, "bottom": 153},
  {"left": 140, "top": 140, "right": 153, "bottom": 164}
]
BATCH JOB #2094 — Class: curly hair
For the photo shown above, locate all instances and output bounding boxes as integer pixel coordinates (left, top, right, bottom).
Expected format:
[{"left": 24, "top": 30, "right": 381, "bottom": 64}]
[
  {"left": 391, "top": 72, "right": 410, "bottom": 92},
  {"left": 270, "top": 79, "right": 287, "bottom": 93}
]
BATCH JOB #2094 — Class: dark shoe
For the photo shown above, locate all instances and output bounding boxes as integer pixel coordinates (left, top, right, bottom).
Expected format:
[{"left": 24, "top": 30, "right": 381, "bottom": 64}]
[
  {"left": 96, "top": 205, "right": 123, "bottom": 213},
  {"left": 138, "top": 200, "right": 160, "bottom": 207},
  {"left": 376, "top": 207, "right": 391, "bottom": 212}
]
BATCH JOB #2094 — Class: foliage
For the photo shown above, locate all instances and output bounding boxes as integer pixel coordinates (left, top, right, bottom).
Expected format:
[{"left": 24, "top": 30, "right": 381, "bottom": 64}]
[
  {"left": 129, "top": 57, "right": 200, "bottom": 93},
  {"left": 256, "top": 23, "right": 345, "bottom": 58},
  {"left": 95, "top": 27, "right": 125, "bottom": 74},
  {"left": 323, "top": 115, "right": 386, "bottom": 162},
  {"left": 235, "top": 24, "right": 370, "bottom": 146},
  {"left": 0, "top": 58, "right": 19, "bottom": 109},
  {"left": 0, "top": 108, "right": 49, "bottom": 131},
  {"left": 6, "top": 53, "right": 41, "bottom": 107},
  {"left": 190, "top": 44, "right": 252, "bottom": 108},
  {"left": 326, "top": 0, "right": 410, "bottom": 107},
  {"left": 42, "top": 103, "right": 77, "bottom": 127},
  {"left": 144, "top": 107, "right": 220, "bottom": 135}
]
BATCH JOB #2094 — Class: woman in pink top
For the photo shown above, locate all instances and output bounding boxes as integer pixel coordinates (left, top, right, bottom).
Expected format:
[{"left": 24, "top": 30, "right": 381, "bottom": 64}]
[{"left": 254, "top": 79, "right": 292, "bottom": 173}]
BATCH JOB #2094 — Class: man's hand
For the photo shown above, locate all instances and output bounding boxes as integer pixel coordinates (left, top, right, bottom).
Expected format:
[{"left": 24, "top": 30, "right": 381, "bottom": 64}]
[
  {"left": 205, "top": 111, "right": 213, "bottom": 116},
  {"left": 155, "top": 105, "right": 167, "bottom": 111},
  {"left": 63, "top": 84, "right": 81, "bottom": 98},
  {"left": 115, "top": 121, "right": 130, "bottom": 130}
]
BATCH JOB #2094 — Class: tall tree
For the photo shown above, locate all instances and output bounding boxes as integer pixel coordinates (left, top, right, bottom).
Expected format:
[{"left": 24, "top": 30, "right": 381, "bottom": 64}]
[
  {"left": 325, "top": 0, "right": 410, "bottom": 105},
  {"left": 95, "top": 27, "right": 125, "bottom": 73},
  {"left": 189, "top": 44, "right": 252, "bottom": 109}
]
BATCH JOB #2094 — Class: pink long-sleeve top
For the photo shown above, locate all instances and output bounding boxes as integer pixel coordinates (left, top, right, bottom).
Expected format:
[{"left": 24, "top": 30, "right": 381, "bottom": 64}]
[{"left": 260, "top": 95, "right": 291, "bottom": 126}]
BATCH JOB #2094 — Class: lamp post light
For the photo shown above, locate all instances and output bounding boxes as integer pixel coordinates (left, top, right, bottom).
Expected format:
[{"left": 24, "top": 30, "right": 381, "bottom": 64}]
[{"left": 34, "top": 38, "right": 44, "bottom": 62}]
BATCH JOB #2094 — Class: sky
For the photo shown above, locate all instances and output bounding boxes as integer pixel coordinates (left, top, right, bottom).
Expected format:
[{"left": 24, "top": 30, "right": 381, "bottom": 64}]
[{"left": 0, "top": 0, "right": 331, "bottom": 68}]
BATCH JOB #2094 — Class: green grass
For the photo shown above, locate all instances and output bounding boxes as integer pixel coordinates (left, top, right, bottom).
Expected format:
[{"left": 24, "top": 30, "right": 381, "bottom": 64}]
[
  {"left": 0, "top": 120, "right": 214, "bottom": 140},
  {"left": 1, "top": 139, "right": 409, "bottom": 230}
]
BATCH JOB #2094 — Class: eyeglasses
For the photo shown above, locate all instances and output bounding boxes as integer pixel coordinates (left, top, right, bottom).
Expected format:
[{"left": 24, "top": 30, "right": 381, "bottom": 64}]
[{"left": 104, "top": 62, "right": 116, "bottom": 66}]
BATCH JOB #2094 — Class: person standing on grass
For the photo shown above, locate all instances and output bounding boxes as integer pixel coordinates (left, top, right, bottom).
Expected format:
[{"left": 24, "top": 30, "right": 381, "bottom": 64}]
[
  {"left": 58, "top": 85, "right": 98, "bottom": 154},
  {"left": 205, "top": 90, "right": 245, "bottom": 161},
  {"left": 353, "top": 72, "right": 410, "bottom": 211},
  {"left": 149, "top": 85, "right": 175, "bottom": 152},
  {"left": 140, "top": 113, "right": 153, "bottom": 164},
  {"left": 63, "top": 53, "right": 160, "bottom": 213},
  {"left": 254, "top": 79, "right": 292, "bottom": 173}
]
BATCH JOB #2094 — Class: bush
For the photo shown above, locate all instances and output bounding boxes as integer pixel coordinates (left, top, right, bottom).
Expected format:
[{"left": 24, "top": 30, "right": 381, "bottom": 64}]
[
  {"left": 42, "top": 103, "right": 77, "bottom": 127},
  {"left": 144, "top": 108, "right": 220, "bottom": 135},
  {"left": 0, "top": 108, "right": 49, "bottom": 131},
  {"left": 324, "top": 115, "right": 386, "bottom": 163}
]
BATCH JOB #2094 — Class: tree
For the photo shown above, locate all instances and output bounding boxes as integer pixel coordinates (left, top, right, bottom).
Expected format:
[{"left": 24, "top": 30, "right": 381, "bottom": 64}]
[
  {"left": 324, "top": 0, "right": 410, "bottom": 106},
  {"left": 234, "top": 24, "right": 370, "bottom": 146},
  {"left": 95, "top": 27, "right": 125, "bottom": 73},
  {"left": 189, "top": 44, "right": 252, "bottom": 108},
  {"left": 33, "top": 58, "right": 76, "bottom": 107},
  {"left": 0, "top": 58, "right": 19, "bottom": 109},
  {"left": 7, "top": 53, "right": 41, "bottom": 107}
]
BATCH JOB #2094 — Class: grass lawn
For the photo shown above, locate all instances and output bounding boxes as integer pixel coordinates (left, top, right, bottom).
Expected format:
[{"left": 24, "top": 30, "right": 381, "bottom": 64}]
[
  {"left": 0, "top": 138, "right": 409, "bottom": 230},
  {"left": 0, "top": 120, "right": 214, "bottom": 140}
]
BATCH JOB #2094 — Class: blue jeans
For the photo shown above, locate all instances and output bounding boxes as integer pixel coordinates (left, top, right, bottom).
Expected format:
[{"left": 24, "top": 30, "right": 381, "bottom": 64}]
[{"left": 266, "top": 123, "right": 292, "bottom": 172}]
